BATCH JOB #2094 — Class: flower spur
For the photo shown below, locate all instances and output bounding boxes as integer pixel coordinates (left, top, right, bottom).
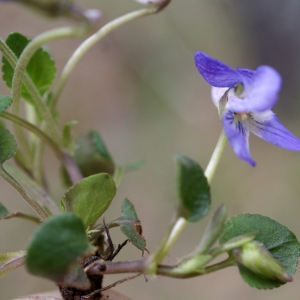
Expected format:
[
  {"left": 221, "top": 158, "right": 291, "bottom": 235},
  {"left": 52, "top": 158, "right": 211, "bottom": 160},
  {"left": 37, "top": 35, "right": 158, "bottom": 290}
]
[{"left": 194, "top": 51, "right": 300, "bottom": 166}]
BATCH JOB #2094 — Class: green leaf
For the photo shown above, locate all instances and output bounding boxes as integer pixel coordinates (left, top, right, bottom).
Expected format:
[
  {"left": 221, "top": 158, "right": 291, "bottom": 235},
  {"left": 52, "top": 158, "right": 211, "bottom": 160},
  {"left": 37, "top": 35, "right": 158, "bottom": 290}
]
[
  {"left": 219, "top": 214, "right": 300, "bottom": 289},
  {"left": 69, "top": 132, "right": 115, "bottom": 180},
  {"left": 113, "top": 198, "right": 146, "bottom": 250},
  {"left": 0, "top": 203, "right": 9, "bottom": 218},
  {"left": 0, "top": 251, "right": 26, "bottom": 278},
  {"left": 26, "top": 213, "right": 94, "bottom": 287},
  {"left": 0, "top": 96, "right": 12, "bottom": 113},
  {"left": 123, "top": 159, "right": 145, "bottom": 172},
  {"left": 0, "top": 126, "right": 17, "bottom": 164},
  {"left": 2, "top": 32, "right": 56, "bottom": 104},
  {"left": 62, "top": 120, "right": 78, "bottom": 150},
  {"left": 60, "top": 173, "right": 116, "bottom": 227},
  {"left": 92, "top": 130, "right": 113, "bottom": 161},
  {"left": 174, "top": 154, "right": 210, "bottom": 222}
]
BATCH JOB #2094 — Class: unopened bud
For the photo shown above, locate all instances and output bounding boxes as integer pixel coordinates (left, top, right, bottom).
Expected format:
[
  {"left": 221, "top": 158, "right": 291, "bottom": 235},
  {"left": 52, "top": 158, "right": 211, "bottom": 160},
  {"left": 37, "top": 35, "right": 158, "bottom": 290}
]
[{"left": 233, "top": 241, "right": 293, "bottom": 282}]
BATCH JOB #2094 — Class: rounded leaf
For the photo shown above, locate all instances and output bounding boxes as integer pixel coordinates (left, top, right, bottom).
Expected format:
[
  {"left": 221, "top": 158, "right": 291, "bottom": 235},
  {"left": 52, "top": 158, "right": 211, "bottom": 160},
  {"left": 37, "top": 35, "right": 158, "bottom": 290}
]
[
  {"left": 60, "top": 173, "right": 116, "bottom": 227},
  {"left": 219, "top": 214, "right": 300, "bottom": 289},
  {"left": 26, "top": 213, "right": 95, "bottom": 285}
]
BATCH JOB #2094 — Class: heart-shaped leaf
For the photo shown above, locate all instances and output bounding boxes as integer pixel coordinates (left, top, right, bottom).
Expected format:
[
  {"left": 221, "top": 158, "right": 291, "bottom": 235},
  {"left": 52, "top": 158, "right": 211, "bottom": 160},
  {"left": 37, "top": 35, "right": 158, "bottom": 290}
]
[
  {"left": 2, "top": 32, "right": 56, "bottom": 104},
  {"left": 26, "top": 213, "right": 95, "bottom": 287},
  {"left": 174, "top": 154, "right": 210, "bottom": 222},
  {"left": 60, "top": 173, "right": 116, "bottom": 227},
  {"left": 219, "top": 214, "right": 300, "bottom": 289}
]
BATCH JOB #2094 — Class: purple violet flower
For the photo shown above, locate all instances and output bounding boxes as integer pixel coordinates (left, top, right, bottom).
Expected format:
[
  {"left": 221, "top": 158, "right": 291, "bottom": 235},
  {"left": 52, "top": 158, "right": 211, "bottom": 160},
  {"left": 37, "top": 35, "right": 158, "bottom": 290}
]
[{"left": 194, "top": 51, "right": 300, "bottom": 166}]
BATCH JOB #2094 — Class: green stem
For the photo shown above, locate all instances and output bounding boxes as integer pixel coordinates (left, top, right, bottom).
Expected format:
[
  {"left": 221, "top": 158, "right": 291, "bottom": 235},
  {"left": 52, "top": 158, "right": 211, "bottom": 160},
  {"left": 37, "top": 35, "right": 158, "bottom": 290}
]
[
  {"left": 0, "top": 111, "right": 62, "bottom": 159},
  {"left": 5, "top": 162, "right": 60, "bottom": 215},
  {"left": 0, "top": 166, "right": 48, "bottom": 220},
  {"left": 86, "top": 256, "right": 236, "bottom": 278},
  {"left": 51, "top": 7, "right": 159, "bottom": 108},
  {"left": 10, "top": 26, "right": 89, "bottom": 144},
  {"left": 146, "top": 130, "right": 228, "bottom": 270},
  {"left": 0, "top": 212, "right": 41, "bottom": 224},
  {"left": 0, "top": 112, "right": 82, "bottom": 185},
  {"left": 204, "top": 130, "right": 227, "bottom": 184}
]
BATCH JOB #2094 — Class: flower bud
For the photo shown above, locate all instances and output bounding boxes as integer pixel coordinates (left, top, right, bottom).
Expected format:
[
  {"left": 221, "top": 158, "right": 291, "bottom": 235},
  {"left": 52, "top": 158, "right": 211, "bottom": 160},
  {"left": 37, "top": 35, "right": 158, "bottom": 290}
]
[
  {"left": 233, "top": 241, "right": 293, "bottom": 282},
  {"left": 3, "top": 0, "right": 101, "bottom": 24}
]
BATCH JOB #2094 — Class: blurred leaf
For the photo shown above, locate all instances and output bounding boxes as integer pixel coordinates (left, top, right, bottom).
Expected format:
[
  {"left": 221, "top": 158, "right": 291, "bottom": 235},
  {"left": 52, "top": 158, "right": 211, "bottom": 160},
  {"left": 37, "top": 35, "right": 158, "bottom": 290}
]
[
  {"left": 0, "top": 203, "right": 9, "bottom": 218},
  {"left": 0, "top": 251, "right": 26, "bottom": 278},
  {"left": 92, "top": 130, "right": 113, "bottom": 161},
  {"left": 219, "top": 214, "right": 300, "bottom": 289},
  {"left": 174, "top": 154, "right": 210, "bottom": 222},
  {"left": 62, "top": 120, "right": 78, "bottom": 150},
  {"left": 60, "top": 173, "right": 116, "bottom": 227},
  {"left": 0, "top": 126, "right": 17, "bottom": 164},
  {"left": 0, "top": 95, "right": 12, "bottom": 113},
  {"left": 66, "top": 132, "right": 115, "bottom": 182},
  {"left": 113, "top": 198, "right": 146, "bottom": 250},
  {"left": 123, "top": 159, "right": 145, "bottom": 172},
  {"left": 26, "top": 213, "right": 95, "bottom": 287},
  {"left": 2, "top": 32, "right": 56, "bottom": 104}
]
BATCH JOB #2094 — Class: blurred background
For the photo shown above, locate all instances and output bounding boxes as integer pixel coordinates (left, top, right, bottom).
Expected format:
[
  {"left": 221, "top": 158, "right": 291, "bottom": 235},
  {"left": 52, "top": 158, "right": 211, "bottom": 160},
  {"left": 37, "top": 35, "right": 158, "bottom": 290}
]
[{"left": 1, "top": 0, "right": 300, "bottom": 299}]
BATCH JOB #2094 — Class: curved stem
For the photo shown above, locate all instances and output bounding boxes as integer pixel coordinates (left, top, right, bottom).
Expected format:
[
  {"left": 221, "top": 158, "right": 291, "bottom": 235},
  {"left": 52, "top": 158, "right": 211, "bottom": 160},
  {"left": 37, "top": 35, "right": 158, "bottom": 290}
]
[
  {"left": 51, "top": 7, "right": 159, "bottom": 108},
  {"left": 0, "top": 211, "right": 41, "bottom": 224},
  {"left": 146, "top": 130, "right": 228, "bottom": 270},
  {"left": 0, "top": 166, "right": 48, "bottom": 220},
  {"left": 10, "top": 26, "right": 89, "bottom": 144},
  {"left": 204, "top": 130, "right": 227, "bottom": 184},
  {"left": 145, "top": 215, "right": 187, "bottom": 273},
  {"left": 0, "top": 111, "right": 62, "bottom": 159},
  {"left": 0, "top": 112, "right": 82, "bottom": 185}
]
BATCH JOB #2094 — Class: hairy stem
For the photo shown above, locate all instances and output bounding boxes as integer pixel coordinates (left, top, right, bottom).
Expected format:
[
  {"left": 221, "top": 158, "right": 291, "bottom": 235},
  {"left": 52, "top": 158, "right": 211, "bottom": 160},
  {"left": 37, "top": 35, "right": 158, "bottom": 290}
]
[
  {"left": 0, "top": 166, "right": 48, "bottom": 220},
  {"left": 10, "top": 27, "right": 87, "bottom": 144}
]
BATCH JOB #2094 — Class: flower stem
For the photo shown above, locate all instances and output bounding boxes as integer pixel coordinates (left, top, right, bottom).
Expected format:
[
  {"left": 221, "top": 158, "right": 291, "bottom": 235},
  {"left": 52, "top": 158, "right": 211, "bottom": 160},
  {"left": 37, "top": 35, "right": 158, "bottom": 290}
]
[
  {"left": 146, "top": 130, "right": 228, "bottom": 270},
  {"left": 50, "top": 7, "right": 159, "bottom": 108},
  {"left": 204, "top": 130, "right": 227, "bottom": 183}
]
